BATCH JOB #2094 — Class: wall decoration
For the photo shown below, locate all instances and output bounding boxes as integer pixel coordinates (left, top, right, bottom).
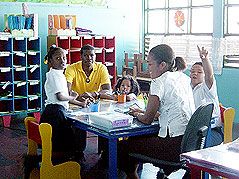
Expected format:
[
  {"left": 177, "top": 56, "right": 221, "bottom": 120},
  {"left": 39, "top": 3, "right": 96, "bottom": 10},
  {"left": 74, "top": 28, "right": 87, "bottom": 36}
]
[{"left": 174, "top": 10, "right": 185, "bottom": 27}]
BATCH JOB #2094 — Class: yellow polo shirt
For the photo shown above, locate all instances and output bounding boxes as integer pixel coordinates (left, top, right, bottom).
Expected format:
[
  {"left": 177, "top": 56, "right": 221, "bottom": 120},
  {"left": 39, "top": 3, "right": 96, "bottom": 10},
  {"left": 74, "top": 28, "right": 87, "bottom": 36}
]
[{"left": 65, "top": 61, "right": 110, "bottom": 95}]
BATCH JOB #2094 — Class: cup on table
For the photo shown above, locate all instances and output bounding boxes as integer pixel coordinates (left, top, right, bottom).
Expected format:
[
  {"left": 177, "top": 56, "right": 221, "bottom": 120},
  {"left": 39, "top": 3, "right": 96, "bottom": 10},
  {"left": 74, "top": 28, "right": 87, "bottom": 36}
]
[
  {"left": 90, "top": 102, "right": 99, "bottom": 112},
  {"left": 118, "top": 94, "right": 126, "bottom": 103}
]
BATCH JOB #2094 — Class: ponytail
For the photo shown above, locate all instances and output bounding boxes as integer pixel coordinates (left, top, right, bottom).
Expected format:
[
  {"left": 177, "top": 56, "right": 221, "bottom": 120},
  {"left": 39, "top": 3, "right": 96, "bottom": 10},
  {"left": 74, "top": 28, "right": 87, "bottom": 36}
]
[{"left": 173, "top": 56, "right": 187, "bottom": 72}]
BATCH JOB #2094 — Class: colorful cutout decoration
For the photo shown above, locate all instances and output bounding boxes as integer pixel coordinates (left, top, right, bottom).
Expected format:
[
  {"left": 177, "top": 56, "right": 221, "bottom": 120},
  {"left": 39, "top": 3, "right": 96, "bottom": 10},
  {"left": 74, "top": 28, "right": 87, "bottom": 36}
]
[{"left": 174, "top": 10, "right": 185, "bottom": 27}]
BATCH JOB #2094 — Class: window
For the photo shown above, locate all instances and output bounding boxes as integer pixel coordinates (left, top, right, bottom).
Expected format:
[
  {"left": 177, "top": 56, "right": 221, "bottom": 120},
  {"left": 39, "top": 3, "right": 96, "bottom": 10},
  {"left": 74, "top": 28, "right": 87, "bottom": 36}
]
[
  {"left": 144, "top": 0, "right": 219, "bottom": 72},
  {"left": 144, "top": 0, "right": 213, "bottom": 35},
  {"left": 224, "top": 0, "right": 239, "bottom": 69}
]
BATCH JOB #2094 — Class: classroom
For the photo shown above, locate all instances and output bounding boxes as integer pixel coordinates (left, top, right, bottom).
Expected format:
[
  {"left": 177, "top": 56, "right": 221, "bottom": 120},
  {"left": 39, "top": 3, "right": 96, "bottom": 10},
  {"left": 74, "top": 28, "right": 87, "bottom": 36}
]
[{"left": 0, "top": 0, "right": 239, "bottom": 178}]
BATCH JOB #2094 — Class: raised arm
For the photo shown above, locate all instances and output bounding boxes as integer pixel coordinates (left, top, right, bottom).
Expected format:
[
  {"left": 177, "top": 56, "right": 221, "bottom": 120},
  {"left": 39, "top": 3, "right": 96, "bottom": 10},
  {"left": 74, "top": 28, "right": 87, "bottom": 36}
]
[{"left": 197, "top": 45, "right": 214, "bottom": 89}]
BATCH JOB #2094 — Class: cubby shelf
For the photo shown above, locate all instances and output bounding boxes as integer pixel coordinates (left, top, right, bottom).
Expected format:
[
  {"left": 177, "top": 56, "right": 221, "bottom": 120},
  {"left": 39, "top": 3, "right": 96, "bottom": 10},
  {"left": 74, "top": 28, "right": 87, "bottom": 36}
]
[
  {"left": 47, "top": 35, "right": 116, "bottom": 86},
  {"left": 0, "top": 37, "right": 42, "bottom": 127}
]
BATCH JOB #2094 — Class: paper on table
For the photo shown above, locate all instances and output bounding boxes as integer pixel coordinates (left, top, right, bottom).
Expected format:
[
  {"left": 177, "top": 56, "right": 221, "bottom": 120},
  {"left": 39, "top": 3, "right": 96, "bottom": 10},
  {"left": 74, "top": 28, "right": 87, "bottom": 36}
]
[{"left": 227, "top": 138, "right": 239, "bottom": 152}]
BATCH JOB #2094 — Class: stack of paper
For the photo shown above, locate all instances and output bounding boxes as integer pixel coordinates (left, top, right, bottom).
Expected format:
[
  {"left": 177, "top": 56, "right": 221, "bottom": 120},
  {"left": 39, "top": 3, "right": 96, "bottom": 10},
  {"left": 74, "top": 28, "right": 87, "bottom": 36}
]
[{"left": 88, "top": 111, "right": 133, "bottom": 129}]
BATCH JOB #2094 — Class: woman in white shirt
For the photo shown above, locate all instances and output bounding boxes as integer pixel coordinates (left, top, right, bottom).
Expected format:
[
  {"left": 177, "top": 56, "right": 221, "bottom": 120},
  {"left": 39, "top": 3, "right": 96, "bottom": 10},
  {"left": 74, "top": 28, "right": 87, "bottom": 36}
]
[{"left": 117, "top": 44, "right": 195, "bottom": 179}]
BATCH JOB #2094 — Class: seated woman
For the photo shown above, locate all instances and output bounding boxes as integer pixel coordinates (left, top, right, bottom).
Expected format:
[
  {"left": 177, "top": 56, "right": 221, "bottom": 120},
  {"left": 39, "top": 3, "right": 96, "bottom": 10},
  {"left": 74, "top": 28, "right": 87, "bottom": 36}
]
[
  {"left": 100, "top": 76, "right": 140, "bottom": 101},
  {"left": 117, "top": 44, "right": 195, "bottom": 179}
]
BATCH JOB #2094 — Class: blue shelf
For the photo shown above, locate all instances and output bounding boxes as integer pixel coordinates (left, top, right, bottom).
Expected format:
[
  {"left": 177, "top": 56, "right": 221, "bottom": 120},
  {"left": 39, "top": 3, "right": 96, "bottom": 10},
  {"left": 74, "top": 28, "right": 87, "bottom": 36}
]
[{"left": 0, "top": 37, "right": 42, "bottom": 117}]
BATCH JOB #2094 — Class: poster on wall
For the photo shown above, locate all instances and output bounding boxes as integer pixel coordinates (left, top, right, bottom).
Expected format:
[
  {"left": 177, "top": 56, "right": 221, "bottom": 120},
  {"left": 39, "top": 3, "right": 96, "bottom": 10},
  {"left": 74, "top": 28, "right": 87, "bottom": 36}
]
[{"left": 0, "top": 0, "right": 107, "bottom": 6}]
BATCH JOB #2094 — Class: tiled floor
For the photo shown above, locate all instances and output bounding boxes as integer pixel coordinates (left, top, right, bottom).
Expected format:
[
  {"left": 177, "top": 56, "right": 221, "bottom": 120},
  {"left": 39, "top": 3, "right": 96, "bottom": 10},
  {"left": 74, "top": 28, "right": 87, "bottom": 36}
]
[
  {"left": 0, "top": 117, "right": 159, "bottom": 179},
  {"left": 0, "top": 117, "right": 239, "bottom": 179}
]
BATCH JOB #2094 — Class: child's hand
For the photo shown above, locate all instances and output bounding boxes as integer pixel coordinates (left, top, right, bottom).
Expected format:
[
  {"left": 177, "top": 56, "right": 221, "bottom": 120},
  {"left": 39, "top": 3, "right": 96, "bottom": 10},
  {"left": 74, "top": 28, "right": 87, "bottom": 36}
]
[
  {"left": 77, "top": 92, "right": 95, "bottom": 103},
  {"left": 126, "top": 95, "right": 131, "bottom": 101},
  {"left": 197, "top": 45, "right": 208, "bottom": 61},
  {"left": 112, "top": 94, "right": 118, "bottom": 101}
]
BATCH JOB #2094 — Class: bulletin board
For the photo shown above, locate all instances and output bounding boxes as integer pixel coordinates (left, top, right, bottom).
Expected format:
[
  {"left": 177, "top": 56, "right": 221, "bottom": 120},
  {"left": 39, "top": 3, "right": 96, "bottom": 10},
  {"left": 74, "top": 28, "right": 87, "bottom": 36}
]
[{"left": 0, "top": 0, "right": 107, "bottom": 6}]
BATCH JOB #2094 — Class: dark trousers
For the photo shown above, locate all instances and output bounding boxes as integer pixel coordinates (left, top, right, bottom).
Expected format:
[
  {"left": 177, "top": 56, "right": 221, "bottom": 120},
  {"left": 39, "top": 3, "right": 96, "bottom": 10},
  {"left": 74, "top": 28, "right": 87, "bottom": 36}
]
[
  {"left": 73, "top": 128, "right": 87, "bottom": 152},
  {"left": 117, "top": 133, "right": 183, "bottom": 174},
  {"left": 40, "top": 104, "right": 75, "bottom": 152}
]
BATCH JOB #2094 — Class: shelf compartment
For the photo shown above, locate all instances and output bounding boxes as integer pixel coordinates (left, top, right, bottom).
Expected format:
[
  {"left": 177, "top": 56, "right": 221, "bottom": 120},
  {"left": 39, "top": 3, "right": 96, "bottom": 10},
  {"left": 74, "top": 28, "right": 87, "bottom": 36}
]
[
  {"left": 14, "top": 68, "right": 27, "bottom": 82},
  {"left": 82, "top": 36, "right": 94, "bottom": 46},
  {"left": 28, "top": 95, "right": 41, "bottom": 112},
  {"left": 27, "top": 52, "right": 40, "bottom": 66},
  {"left": 0, "top": 37, "right": 12, "bottom": 52},
  {"left": 94, "top": 36, "right": 105, "bottom": 48},
  {"left": 0, "top": 100, "right": 13, "bottom": 115},
  {"left": 0, "top": 83, "right": 13, "bottom": 100},
  {"left": 14, "top": 98, "right": 27, "bottom": 113},
  {"left": 27, "top": 67, "right": 40, "bottom": 80},
  {"left": 13, "top": 53, "right": 26, "bottom": 67},
  {"left": 70, "top": 36, "right": 82, "bottom": 49},
  {"left": 70, "top": 51, "right": 81, "bottom": 64},
  {"left": 95, "top": 48, "right": 105, "bottom": 63},
  {"left": 13, "top": 37, "right": 27, "bottom": 52},
  {"left": 107, "top": 65, "right": 116, "bottom": 76},
  {"left": 27, "top": 37, "right": 40, "bottom": 51},
  {"left": 57, "top": 36, "right": 70, "bottom": 49},
  {"left": 105, "top": 36, "right": 115, "bottom": 48},
  {"left": 14, "top": 82, "right": 27, "bottom": 97},
  {"left": 0, "top": 54, "right": 12, "bottom": 67},
  {"left": 105, "top": 48, "right": 115, "bottom": 63},
  {"left": 28, "top": 80, "right": 40, "bottom": 95},
  {"left": 0, "top": 69, "right": 13, "bottom": 82}
]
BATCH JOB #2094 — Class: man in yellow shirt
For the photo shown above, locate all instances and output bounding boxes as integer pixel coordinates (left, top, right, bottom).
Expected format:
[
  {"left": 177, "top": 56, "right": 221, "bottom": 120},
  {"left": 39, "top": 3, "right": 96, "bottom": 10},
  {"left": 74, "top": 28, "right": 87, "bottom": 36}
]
[
  {"left": 65, "top": 44, "right": 111, "bottom": 100},
  {"left": 65, "top": 44, "right": 111, "bottom": 162}
]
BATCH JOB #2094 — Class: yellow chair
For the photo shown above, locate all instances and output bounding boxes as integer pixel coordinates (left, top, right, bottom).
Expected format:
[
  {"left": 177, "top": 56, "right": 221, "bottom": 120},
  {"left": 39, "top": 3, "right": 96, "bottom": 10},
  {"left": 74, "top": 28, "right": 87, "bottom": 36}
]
[
  {"left": 219, "top": 105, "right": 235, "bottom": 179},
  {"left": 219, "top": 104, "right": 235, "bottom": 144},
  {"left": 24, "top": 117, "right": 81, "bottom": 179}
]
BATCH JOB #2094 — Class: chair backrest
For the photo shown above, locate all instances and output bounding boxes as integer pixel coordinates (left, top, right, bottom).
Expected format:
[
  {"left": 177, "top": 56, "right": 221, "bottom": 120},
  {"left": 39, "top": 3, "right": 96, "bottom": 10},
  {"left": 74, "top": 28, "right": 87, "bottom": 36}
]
[
  {"left": 181, "top": 103, "right": 214, "bottom": 153},
  {"left": 25, "top": 117, "right": 81, "bottom": 179},
  {"left": 122, "top": 65, "right": 137, "bottom": 79},
  {"left": 25, "top": 117, "right": 41, "bottom": 155},
  {"left": 124, "top": 53, "right": 137, "bottom": 67},
  {"left": 39, "top": 123, "right": 54, "bottom": 168},
  {"left": 219, "top": 103, "right": 226, "bottom": 123},
  {"left": 219, "top": 104, "right": 235, "bottom": 144}
]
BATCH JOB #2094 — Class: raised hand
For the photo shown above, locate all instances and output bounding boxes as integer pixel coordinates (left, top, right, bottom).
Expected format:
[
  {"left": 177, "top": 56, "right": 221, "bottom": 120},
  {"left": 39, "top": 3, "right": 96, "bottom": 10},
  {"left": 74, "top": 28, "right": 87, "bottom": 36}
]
[{"left": 197, "top": 45, "right": 208, "bottom": 61}]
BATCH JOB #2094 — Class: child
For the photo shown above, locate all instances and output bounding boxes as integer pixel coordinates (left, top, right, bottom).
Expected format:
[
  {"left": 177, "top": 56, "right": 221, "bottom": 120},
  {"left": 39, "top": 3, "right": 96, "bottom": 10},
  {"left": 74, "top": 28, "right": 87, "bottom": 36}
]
[
  {"left": 40, "top": 46, "right": 88, "bottom": 158},
  {"left": 101, "top": 76, "right": 140, "bottom": 101}
]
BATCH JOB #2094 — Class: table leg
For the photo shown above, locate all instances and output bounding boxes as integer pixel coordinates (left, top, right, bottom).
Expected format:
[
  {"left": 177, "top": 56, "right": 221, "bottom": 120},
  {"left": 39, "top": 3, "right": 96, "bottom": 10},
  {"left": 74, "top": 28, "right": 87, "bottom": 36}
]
[{"left": 108, "top": 138, "right": 117, "bottom": 179}]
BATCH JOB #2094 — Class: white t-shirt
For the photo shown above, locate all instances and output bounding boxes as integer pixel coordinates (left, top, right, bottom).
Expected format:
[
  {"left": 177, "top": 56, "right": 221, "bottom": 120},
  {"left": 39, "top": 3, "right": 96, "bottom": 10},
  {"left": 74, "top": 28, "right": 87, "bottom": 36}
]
[
  {"left": 128, "top": 93, "right": 137, "bottom": 100},
  {"left": 150, "top": 71, "right": 195, "bottom": 138},
  {"left": 192, "top": 78, "right": 221, "bottom": 128},
  {"left": 45, "top": 68, "right": 69, "bottom": 109}
]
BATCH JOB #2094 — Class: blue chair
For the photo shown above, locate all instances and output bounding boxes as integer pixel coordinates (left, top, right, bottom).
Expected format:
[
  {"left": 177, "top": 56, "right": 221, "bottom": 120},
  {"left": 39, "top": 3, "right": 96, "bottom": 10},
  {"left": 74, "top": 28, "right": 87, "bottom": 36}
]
[{"left": 129, "top": 103, "right": 214, "bottom": 179}]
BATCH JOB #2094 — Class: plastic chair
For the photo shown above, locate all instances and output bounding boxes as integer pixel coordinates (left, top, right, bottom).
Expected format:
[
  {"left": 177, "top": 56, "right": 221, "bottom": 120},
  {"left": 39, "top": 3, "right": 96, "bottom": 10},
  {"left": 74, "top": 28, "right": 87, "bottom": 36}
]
[
  {"left": 219, "top": 103, "right": 235, "bottom": 144},
  {"left": 24, "top": 117, "right": 81, "bottom": 179},
  {"left": 129, "top": 103, "right": 214, "bottom": 179}
]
